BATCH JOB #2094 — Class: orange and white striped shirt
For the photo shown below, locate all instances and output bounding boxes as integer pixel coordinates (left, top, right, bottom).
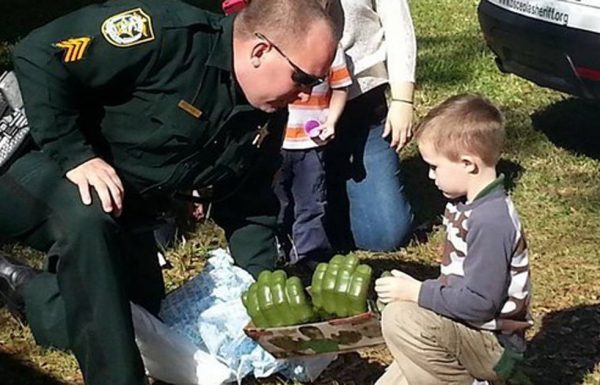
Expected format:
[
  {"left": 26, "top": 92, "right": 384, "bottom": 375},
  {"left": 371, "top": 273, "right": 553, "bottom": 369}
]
[{"left": 283, "top": 46, "right": 352, "bottom": 150}]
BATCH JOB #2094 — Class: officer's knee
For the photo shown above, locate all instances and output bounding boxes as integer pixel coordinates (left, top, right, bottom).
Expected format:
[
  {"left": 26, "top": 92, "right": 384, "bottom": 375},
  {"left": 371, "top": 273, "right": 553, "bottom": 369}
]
[{"left": 62, "top": 204, "right": 119, "bottom": 240}]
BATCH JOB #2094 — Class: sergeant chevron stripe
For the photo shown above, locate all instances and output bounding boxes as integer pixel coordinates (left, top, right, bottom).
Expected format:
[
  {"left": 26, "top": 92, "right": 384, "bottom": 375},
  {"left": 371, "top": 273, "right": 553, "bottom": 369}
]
[{"left": 55, "top": 37, "right": 91, "bottom": 63}]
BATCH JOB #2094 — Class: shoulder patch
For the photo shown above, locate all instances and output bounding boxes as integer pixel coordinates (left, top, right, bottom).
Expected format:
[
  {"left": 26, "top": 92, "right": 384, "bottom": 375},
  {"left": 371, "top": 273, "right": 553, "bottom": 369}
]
[
  {"left": 101, "top": 8, "right": 155, "bottom": 47},
  {"left": 54, "top": 37, "right": 91, "bottom": 63}
]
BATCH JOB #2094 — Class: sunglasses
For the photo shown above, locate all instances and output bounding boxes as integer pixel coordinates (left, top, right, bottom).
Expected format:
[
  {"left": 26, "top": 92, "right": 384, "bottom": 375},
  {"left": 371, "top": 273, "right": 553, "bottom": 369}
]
[{"left": 254, "top": 32, "right": 325, "bottom": 88}]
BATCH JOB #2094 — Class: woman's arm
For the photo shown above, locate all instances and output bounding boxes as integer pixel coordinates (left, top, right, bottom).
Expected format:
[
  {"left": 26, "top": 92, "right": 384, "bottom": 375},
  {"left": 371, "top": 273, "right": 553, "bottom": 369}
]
[{"left": 377, "top": 0, "right": 417, "bottom": 151}]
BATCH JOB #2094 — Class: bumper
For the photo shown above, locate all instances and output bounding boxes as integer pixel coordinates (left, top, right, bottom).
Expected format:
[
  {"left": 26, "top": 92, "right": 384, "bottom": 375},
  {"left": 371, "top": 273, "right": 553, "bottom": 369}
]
[{"left": 478, "top": 0, "right": 600, "bottom": 99}]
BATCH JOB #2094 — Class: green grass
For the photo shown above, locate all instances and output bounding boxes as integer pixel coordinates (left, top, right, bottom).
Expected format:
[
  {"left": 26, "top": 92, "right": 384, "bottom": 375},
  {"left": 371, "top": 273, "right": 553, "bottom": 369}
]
[{"left": 1, "top": 0, "right": 600, "bottom": 384}]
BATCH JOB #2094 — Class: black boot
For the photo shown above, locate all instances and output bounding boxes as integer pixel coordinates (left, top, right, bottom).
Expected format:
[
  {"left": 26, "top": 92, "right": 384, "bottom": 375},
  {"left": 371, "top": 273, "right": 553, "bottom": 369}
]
[{"left": 0, "top": 253, "right": 39, "bottom": 324}]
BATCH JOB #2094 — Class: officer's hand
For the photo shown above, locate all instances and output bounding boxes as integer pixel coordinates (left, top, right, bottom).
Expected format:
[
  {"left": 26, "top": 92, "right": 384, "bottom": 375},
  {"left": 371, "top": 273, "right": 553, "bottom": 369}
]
[{"left": 65, "top": 157, "right": 124, "bottom": 217}]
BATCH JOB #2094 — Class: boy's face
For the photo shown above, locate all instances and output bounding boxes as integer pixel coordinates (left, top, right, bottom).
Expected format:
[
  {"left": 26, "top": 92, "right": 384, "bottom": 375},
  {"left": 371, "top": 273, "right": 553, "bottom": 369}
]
[{"left": 418, "top": 141, "right": 470, "bottom": 200}]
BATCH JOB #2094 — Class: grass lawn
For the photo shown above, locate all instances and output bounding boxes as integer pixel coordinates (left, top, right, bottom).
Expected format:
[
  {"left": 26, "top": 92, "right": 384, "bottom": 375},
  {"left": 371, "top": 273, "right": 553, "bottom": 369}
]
[{"left": 1, "top": 0, "right": 599, "bottom": 384}]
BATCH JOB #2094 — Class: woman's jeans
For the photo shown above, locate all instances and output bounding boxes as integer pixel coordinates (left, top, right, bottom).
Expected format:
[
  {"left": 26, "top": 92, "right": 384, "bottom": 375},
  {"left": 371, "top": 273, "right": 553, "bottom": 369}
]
[{"left": 326, "top": 85, "right": 414, "bottom": 251}]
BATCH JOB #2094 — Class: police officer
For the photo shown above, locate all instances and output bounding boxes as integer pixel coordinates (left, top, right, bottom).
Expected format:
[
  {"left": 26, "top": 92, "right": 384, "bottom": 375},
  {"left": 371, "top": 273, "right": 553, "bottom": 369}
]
[{"left": 0, "top": 0, "right": 336, "bottom": 384}]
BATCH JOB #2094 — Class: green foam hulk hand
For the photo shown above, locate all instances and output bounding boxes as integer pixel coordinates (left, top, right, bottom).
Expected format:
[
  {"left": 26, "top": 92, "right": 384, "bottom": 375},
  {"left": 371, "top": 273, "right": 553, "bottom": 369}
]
[
  {"left": 311, "top": 254, "right": 373, "bottom": 318},
  {"left": 286, "top": 276, "right": 316, "bottom": 324},
  {"left": 242, "top": 270, "right": 315, "bottom": 327}
]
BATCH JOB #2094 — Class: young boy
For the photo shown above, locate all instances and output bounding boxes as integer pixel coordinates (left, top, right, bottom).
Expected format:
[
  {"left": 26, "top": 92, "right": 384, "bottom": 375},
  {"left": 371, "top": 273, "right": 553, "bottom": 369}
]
[
  {"left": 275, "top": 42, "right": 351, "bottom": 266},
  {"left": 375, "top": 95, "right": 532, "bottom": 385}
]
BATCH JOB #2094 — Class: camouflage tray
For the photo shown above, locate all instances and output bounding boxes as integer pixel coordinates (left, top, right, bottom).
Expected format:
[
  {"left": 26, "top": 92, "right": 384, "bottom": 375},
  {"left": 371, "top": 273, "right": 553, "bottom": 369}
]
[{"left": 244, "top": 303, "right": 384, "bottom": 358}]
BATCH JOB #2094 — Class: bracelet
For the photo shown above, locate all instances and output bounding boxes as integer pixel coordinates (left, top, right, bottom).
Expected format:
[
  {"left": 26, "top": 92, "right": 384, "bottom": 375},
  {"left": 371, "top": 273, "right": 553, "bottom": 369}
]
[{"left": 391, "top": 98, "right": 414, "bottom": 105}]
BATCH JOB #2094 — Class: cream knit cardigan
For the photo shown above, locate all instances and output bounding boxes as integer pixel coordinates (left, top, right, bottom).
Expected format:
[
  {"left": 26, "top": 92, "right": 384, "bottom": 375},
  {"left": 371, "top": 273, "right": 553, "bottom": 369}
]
[{"left": 330, "top": 0, "right": 417, "bottom": 100}]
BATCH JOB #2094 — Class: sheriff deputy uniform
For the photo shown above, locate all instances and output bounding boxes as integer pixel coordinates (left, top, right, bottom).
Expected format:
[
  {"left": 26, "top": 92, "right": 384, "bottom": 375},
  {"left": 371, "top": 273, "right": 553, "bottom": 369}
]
[{"left": 0, "top": 1, "right": 283, "bottom": 384}]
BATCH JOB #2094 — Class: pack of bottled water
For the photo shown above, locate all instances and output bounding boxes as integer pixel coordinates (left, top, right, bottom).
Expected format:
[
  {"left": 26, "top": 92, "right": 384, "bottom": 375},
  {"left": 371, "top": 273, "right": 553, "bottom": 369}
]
[{"left": 159, "top": 249, "right": 335, "bottom": 383}]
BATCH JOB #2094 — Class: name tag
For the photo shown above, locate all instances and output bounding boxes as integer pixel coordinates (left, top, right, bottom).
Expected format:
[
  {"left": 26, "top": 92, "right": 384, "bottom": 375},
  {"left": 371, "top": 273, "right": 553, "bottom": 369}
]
[{"left": 178, "top": 100, "right": 203, "bottom": 119}]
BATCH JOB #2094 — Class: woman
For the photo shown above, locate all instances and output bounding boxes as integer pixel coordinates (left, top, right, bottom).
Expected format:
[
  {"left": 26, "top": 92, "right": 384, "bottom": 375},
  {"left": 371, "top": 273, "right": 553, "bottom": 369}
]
[{"left": 326, "top": 0, "right": 417, "bottom": 252}]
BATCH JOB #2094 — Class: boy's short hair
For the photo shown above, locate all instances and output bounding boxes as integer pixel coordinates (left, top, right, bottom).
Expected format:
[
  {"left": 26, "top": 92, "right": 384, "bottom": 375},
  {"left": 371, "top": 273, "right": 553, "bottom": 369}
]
[{"left": 414, "top": 94, "right": 505, "bottom": 166}]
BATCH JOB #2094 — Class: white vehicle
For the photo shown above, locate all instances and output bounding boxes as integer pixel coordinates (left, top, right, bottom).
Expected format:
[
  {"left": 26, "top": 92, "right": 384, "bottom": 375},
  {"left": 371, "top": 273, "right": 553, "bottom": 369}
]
[{"left": 478, "top": 0, "right": 600, "bottom": 98}]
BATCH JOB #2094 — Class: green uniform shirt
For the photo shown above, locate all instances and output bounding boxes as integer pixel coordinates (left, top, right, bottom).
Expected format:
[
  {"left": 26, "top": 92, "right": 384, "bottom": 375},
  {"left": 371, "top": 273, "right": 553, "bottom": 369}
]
[{"left": 12, "top": 0, "right": 282, "bottom": 275}]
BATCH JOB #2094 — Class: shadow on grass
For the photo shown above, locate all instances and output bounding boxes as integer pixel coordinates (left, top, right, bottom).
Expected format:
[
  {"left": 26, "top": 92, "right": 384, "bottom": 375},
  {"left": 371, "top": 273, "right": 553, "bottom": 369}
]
[
  {"left": 402, "top": 154, "right": 445, "bottom": 231},
  {"left": 0, "top": 350, "right": 71, "bottom": 385},
  {"left": 402, "top": 154, "right": 525, "bottom": 237},
  {"left": 498, "top": 158, "right": 525, "bottom": 193},
  {"left": 366, "top": 257, "right": 439, "bottom": 283},
  {"left": 318, "top": 352, "right": 388, "bottom": 385},
  {"left": 417, "top": 33, "right": 491, "bottom": 88},
  {"left": 525, "top": 304, "right": 600, "bottom": 385},
  {"left": 531, "top": 98, "right": 600, "bottom": 161}
]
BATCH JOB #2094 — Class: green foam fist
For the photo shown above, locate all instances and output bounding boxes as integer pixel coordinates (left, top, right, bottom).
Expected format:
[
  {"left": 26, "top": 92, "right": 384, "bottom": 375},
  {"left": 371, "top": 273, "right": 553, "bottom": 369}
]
[
  {"left": 242, "top": 270, "right": 315, "bottom": 327},
  {"left": 310, "top": 254, "right": 373, "bottom": 318}
]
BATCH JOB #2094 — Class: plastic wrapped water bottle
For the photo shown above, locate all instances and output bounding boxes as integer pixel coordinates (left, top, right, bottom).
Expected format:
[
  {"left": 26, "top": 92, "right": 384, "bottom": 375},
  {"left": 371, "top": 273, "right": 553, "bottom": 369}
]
[{"left": 159, "top": 249, "right": 335, "bottom": 384}]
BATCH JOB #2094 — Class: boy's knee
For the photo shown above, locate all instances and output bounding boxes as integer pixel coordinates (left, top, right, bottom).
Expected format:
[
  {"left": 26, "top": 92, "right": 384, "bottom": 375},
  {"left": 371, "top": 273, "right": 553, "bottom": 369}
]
[
  {"left": 381, "top": 301, "right": 437, "bottom": 342},
  {"left": 382, "top": 302, "right": 418, "bottom": 334}
]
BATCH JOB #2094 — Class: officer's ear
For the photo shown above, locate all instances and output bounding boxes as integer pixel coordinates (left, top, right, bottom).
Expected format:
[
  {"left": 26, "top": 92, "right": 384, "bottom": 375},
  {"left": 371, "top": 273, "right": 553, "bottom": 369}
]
[{"left": 250, "top": 41, "right": 269, "bottom": 68}]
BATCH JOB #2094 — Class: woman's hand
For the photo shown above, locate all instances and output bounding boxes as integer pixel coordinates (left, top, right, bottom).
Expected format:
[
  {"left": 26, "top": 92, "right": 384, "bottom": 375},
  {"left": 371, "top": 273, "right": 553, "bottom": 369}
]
[{"left": 383, "top": 100, "right": 414, "bottom": 152}]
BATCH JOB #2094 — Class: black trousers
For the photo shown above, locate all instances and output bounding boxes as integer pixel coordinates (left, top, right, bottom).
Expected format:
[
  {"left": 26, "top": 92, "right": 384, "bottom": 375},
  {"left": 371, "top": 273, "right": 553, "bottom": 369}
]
[{"left": 0, "top": 151, "right": 164, "bottom": 385}]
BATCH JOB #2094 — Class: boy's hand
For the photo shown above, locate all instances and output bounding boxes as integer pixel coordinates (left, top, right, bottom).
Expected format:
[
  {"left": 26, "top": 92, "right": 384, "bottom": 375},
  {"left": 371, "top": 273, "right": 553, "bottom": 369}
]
[{"left": 375, "top": 269, "right": 422, "bottom": 303}]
